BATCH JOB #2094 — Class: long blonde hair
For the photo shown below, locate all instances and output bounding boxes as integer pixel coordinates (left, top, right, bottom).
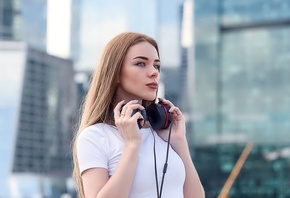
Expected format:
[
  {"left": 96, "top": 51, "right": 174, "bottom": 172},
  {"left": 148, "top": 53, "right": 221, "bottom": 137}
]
[{"left": 72, "top": 32, "right": 160, "bottom": 198}]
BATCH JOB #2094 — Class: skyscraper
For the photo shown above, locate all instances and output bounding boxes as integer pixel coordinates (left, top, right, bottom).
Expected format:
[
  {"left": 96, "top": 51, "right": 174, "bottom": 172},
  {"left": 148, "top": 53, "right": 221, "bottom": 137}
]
[
  {"left": 0, "top": 0, "right": 80, "bottom": 61},
  {"left": 76, "top": 0, "right": 159, "bottom": 70},
  {"left": 193, "top": 0, "right": 290, "bottom": 197},
  {"left": 0, "top": 0, "right": 21, "bottom": 40},
  {"left": 0, "top": 41, "right": 77, "bottom": 197},
  {"left": 0, "top": 0, "right": 48, "bottom": 50},
  {"left": 0, "top": 0, "right": 81, "bottom": 196}
]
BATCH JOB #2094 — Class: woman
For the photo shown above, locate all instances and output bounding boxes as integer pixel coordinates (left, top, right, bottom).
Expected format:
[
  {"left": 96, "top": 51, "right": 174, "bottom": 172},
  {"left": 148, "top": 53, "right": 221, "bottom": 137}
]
[{"left": 72, "top": 32, "right": 205, "bottom": 198}]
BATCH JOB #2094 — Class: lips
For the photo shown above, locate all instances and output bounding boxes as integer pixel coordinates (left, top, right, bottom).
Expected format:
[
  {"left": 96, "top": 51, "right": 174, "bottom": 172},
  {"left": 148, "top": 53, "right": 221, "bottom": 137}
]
[{"left": 146, "top": 82, "right": 158, "bottom": 89}]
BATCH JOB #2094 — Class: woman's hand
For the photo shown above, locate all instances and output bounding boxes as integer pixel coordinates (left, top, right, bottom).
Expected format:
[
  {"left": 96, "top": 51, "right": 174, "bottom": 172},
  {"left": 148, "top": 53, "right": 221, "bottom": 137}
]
[
  {"left": 114, "top": 100, "right": 145, "bottom": 146},
  {"left": 156, "top": 98, "right": 187, "bottom": 152}
]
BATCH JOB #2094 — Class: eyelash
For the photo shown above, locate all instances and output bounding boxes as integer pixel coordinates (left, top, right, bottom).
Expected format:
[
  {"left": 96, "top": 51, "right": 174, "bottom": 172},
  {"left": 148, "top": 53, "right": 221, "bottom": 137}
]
[{"left": 136, "top": 62, "right": 160, "bottom": 71}]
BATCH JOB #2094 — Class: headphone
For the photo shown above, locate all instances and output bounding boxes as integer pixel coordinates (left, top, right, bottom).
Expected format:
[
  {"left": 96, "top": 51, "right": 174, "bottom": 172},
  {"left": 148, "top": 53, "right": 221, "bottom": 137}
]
[{"left": 133, "top": 102, "right": 171, "bottom": 130}]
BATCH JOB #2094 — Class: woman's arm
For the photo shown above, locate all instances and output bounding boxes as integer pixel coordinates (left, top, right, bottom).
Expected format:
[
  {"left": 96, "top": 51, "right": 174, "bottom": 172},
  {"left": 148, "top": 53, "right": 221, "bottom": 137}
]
[
  {"left": 81, "top": 100, "right": 144, "bottom": 198},
  {"left": 81, "top": 143, "right": 140, "bottom": 198}
]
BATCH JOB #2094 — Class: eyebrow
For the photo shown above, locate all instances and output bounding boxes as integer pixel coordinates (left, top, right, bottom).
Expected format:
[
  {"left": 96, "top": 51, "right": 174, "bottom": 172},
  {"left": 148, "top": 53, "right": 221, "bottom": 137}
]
[{"left": 133, "top": 56, "right": 160, "bottom": 62}]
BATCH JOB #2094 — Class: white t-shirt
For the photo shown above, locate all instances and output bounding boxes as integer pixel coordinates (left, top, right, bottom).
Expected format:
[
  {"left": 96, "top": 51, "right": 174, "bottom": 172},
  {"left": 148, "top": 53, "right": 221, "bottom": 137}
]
[{"left": 76, "top": 123, "right": 186, "bottom": 198}]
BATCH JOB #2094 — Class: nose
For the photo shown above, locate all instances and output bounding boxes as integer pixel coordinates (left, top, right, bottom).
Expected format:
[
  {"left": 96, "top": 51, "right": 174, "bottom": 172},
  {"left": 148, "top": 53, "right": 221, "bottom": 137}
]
[{"left": 148, "top": 65, "right": 159, "bottom": 78}]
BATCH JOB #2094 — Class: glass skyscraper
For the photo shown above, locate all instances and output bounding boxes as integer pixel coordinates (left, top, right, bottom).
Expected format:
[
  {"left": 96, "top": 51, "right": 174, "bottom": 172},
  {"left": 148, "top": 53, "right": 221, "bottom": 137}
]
[
  {"left": 0, "top": 41, "right": 77, "bottom": 197},
  {"left": 0, "top": 0, "right": 21, "bottom": 40},
  {"left": 0, "top": 0, "right": 47, "bottom": 50},
  {"left": 0, "top": 0, "right": 80, "bottom": 196},
  {"left": 0, "top": 0, "right": 80, "bottom": 61},
  {"left": 192, "top": 0, "right": 290, "bottom": 197}
]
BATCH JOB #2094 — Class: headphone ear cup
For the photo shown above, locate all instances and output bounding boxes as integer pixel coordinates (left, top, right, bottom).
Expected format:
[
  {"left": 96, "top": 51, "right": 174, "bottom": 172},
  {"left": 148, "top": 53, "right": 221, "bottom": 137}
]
[
  {"left": 146, "top": 103, "right": 171, "bottom": 130},
  {"left": 139, "top": 109, "right": 147, "bottom": 129},
  {"left": 132, "top": 109, "right": 147, "bottom": 129}
]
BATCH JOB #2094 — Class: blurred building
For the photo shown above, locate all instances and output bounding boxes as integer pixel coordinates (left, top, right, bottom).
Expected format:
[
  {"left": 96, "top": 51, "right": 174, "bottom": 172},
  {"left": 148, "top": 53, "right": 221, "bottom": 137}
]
[
  {"left": 0, "top": 0, "right": 20, "bottom": 40},
  {"left": 0, "top": 0, "right": 47, "bottom": 50},
  {"left": 0, "top": 0, "right": 81, "bottom": 196},
  {"left": 153, "top": 0, "right": 196, "bottom": 150},
  {"left": 0, "top": 41, "right": 77, "bottom": 197},
  {"left": 192, "top": 0, "right": 290, "bottom": 197},
  {"left": 0, "top": 0, "right": 80, "bottom": 61},
  {"left": 76, "top": 0, "right": 183, "bottom": 70}
]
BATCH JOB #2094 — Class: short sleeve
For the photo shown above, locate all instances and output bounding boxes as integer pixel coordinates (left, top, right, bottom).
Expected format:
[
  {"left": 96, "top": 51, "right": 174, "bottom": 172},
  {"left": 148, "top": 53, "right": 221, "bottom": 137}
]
[{"left": 76, "top": 126, "right": 108, "bottom": 175}]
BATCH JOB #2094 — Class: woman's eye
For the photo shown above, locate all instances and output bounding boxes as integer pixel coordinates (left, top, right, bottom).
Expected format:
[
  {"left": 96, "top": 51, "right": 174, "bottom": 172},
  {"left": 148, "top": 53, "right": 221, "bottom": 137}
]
[
  {"left": 154, "top": 65, "right": 160, "bottom": 70},
  {"left": 136, "top": 62, "right": 145, "bottom": 67}
]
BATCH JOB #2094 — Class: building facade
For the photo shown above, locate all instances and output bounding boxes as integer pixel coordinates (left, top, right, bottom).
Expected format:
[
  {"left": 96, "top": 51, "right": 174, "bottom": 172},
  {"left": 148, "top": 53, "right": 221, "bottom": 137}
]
[
  {"left": 0, "top": 0, "right": 47, "bottom": 50},
  {"left": 0, "top": 0, "right": 21, "bottom": 40},
  {"left": 0, "top": 0, "right": 81, "bottom": 195},
  {"left": 0, "top": 0, "right": 80, "bottom": 61},
  {"left": 0, "top": 41, "right": 77, "bottom": 197},
  {"left": 192, "top": 0, "right": 290, "bottom": 197}
]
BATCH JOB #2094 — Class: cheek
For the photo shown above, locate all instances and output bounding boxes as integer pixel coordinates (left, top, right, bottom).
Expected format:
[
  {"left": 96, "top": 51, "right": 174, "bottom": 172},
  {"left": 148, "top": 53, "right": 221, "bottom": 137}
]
[
  {"left": 120, "top": 69, "right": 141, "bottom": 88},
  {"left": 123, "top": 74, "right": 140, "bottom": 87},
  {"left": 121, "top": 68, "right": 141, "bottom": 83}
]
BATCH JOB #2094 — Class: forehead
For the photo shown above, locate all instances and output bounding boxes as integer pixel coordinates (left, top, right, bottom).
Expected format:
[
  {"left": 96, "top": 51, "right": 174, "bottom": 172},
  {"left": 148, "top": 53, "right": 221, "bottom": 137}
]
[{"left": 125, "top": 41, "right": 159, "bottom": 59}]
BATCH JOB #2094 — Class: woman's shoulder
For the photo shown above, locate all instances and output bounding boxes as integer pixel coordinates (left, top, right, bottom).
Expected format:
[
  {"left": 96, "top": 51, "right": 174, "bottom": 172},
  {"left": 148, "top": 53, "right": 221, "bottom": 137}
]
[
  {"left": 77, "top": 123, "right": 118, "bottom": 141},
  {"left": 83, "top": 122, "right": 114, "bottom": 132},
  {"left": 76, "top": 123, "right": 123, "bottom": 155},
  {"left": 79, "top": 123, "right": 113, "bottom": 135}
]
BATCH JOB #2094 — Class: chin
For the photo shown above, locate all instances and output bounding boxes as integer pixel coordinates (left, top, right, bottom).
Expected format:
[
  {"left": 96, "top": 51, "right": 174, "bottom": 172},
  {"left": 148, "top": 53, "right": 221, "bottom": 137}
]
[{"left": 142, "top": 95, "right": 156, "bottom": 101}]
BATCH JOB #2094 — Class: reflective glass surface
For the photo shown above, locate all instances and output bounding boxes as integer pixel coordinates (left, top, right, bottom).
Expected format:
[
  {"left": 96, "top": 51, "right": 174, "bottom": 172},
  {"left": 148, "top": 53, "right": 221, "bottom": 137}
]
[
  {"left": 194, "top": 0, "right": 290, "bottom": 197},
  {"left": 222, "top": 0, "right": 290, "bottom": 25},
  {"left": 220, "top": 27, "right": 290, "bottom": 143}
]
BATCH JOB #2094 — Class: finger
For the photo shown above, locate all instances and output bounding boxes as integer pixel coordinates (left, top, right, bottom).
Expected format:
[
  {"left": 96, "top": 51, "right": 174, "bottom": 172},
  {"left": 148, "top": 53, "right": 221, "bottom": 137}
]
[
  {"left": 169, "top": 106, "right": 179, "bottom": 113},
  {"left": 120, "top": 100, "right": 140, "bottom": 117},
  {"left": 158, "top": 97, "right": 173, "bottom": 106},
  {"left": 114, "top": 100, "right": 126, "bottom": 118},
  {"left": 158, "top": 98, "right": 176, "bottom": 113},
  {"left": 127, "top": 104, "right": 145, "bottom": 116},
  {"left": 169, "top": 107, "right": 181, "bottom": 117},
  {"left": 130, "top": 112, "right": 145, "bottom": 128},
  {"left": 130, "top": 111, "right": 144, "bottom": 120}
]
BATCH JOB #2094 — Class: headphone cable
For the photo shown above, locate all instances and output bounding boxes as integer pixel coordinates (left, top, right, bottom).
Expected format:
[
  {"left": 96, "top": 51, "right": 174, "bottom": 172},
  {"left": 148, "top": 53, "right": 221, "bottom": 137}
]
[
  {"left": 151, "top": 126, "right": 160, "bottom": 198},
  {"left": 149, "top": 122, "right": 173, "bottom": 198},
  {"left": 159, "top": 123, "right": 172, "bottom": 197}
]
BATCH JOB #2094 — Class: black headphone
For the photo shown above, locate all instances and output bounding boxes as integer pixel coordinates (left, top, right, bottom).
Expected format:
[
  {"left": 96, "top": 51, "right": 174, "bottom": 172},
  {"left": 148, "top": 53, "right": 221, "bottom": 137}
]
[{"left": 133, "top": 102, "right": 171, "bottom": 130}]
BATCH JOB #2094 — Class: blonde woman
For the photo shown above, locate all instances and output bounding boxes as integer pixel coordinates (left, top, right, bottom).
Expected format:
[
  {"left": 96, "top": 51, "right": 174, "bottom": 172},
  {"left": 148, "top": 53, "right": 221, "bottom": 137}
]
[{"left": 72, "top": 32, "right": 205, "bottom": 198}]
